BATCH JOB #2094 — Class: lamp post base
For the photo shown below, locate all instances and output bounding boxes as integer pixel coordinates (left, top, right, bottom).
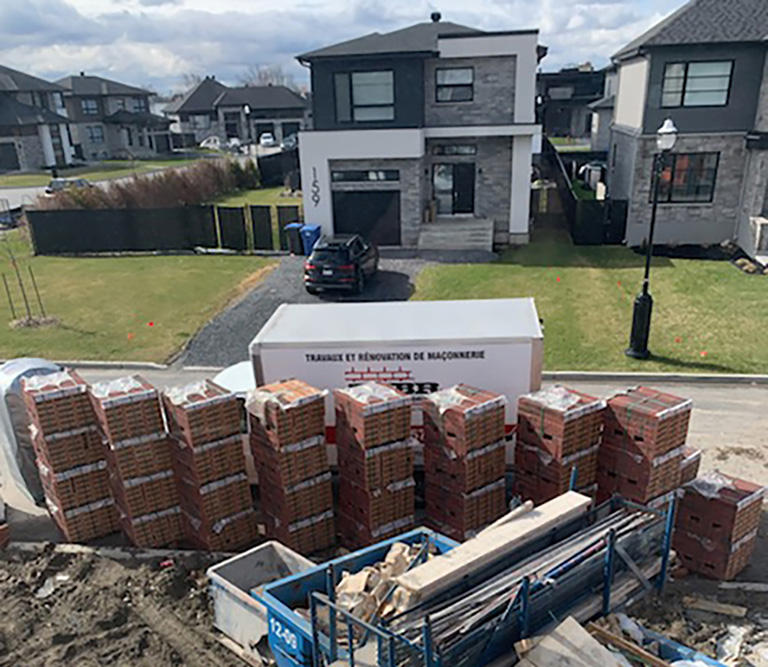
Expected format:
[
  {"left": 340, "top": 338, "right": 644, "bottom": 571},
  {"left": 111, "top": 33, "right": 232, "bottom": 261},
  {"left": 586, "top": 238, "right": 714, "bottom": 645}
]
[{"left": 625, "top": 292, "right": 654, "bottom": 360}]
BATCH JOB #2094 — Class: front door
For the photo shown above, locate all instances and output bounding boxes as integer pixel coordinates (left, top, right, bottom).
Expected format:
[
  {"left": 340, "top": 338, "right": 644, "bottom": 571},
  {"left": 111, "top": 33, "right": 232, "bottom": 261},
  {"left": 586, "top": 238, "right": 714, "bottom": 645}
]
[{"left": 433, "top": 163, "right": 475, "bottom": 215}]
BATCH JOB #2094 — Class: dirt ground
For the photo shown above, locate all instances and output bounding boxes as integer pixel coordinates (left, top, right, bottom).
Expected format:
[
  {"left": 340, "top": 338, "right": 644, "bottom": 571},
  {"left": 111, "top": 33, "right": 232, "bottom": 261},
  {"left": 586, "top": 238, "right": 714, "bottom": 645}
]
[{"left": 0, "top": 546, "right": 242, "bottom": 667}]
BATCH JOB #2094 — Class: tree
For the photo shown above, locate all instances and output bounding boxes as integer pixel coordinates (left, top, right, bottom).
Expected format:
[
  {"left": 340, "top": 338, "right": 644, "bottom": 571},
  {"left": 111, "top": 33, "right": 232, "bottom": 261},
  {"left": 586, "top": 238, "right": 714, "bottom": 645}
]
[
  {"left": 238, "top": 64, "right": 298, "bottom": 91},
  {"left": 181, "top": 72, "right": 204, "bottom": 89}
]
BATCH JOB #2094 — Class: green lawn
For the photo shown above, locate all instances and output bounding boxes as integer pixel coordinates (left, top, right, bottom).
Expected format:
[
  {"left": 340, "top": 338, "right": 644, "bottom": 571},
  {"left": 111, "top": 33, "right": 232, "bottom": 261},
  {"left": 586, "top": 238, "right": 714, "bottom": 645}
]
[
  {"left": 0, "top": 230, "right": 275, "bottom": 362},
  {"left": 0, "top": 158, "right": 202, "bottom": 188},
  {"left": 414, "top": 230, "right": 768, "bottom": 374}
]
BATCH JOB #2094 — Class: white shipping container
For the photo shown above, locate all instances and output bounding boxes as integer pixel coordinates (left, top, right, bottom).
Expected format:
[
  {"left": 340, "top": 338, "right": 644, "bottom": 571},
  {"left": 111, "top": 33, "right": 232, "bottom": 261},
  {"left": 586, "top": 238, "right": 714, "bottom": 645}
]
[{"left": 249, "top": 298, "right": 543, "bottom": 434}]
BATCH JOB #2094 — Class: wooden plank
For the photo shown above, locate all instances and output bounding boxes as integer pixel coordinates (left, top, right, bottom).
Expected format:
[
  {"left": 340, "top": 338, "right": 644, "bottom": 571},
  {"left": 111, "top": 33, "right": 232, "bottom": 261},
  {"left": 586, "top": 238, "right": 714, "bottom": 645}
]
[
  {"left": 719, "top": 581, "right": 768, "bottom": 593},
  {"left": 524, "top": 617, "right": 622, "bottom": 667},
  {"left": 616, "top": 543, "right": 652, "bottom": 591},
  {"left": 683, "top": 596, "right": 748, "bottom": 618},
  {"left": 588, "top": 623, "right": 672, "bottom": 667}
]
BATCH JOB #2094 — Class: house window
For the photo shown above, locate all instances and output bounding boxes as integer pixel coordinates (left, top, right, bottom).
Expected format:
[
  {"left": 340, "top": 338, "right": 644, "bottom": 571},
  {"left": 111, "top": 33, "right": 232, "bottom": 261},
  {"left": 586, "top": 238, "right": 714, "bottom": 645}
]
[
  {"left": 115, "top": 98, "right": 126, "bottom": 111},
  {"left": 435, "top": 68, "right": 474, "bottom": 102},
  {"left": 334, "top": 71, "right": 395, "bottom": 123},
  {"left": 331, "top": 170, "right": 399, "bottom": 182},
  {"left": 190, "top": 114, "right": 210, "bottom": 130},
  {"left": 653, "top": 152, "right": 719, "bottom": 203},
  {"left": 81, "top": 99, "right": 99, "bottom": 115},
  {"left": 432, "top": 145, "right": 477, "bottom": 156},
  {"left": 85, "top": 125, "right": 104, "bottom": 143},
  {"left": 133, "top": 98, "right": 148, "bottom": 112},
  {"left": 138, "top": 131, "right": 145, "bottom": 147},
  {"left": 662, "top": 61, "right": 733, "bottom": 108},
  {"left": 52, "top": 92, "right": 64, "bottom": 110}
]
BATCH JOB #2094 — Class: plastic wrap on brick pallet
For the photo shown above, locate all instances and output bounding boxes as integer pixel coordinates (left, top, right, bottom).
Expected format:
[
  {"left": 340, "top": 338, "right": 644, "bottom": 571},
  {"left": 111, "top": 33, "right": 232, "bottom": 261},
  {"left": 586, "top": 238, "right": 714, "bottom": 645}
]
[
  {"left": 131, "top": 505, "right": 181, "bottom": 525},
  {"left": 427, "top": 385, "right": 507, "bottom": 417},
  {"left": 335, "top": 382, "right": 412, "bottom": 414},
  {"left": 212, "top": 507, "right": 256, "bottom": 534},
  {"left": 199, "top": 472, "right": 248, "bottom": 495},
  {"left": 245, "top": 383, "right": 328, "bottom": 422},
  {"left": 164, "top": 379, "right": 232, "bottom": 409},
  {"left": 363, "top": 437, "right": 417, "bottom": 459},
  {"left": 108, "top": 430, "right": 166, "bottom": 451},
  {"left": 91, "top": 375, "right": 156, "bottom": 406},
  {"left": 22, "top": 370, "right": 87, "bottom": 401},
  {"left": 38, "top": 459, "right": 107, "bottom": 482},
  {"left": 520, "top": 385, "right": 606, "bottom": 420},
  {"left": 519, "top": 441, "right": 599, "bottom": 467},
  {"left": 608, "top": 385, "right": 693, "bottom": 420},
  {"left": 286, "top": 509, "right": 333, "bottom": 533}
]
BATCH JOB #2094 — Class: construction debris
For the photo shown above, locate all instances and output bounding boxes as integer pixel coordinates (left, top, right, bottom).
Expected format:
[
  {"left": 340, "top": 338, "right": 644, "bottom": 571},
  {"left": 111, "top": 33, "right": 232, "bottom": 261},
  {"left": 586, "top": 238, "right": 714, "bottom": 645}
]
[
  {"left": 683, "top": 597, "right": 748, "bottom": 618},
  {"left": 520, "top": 617, "right": 623, "bottom": 667}
]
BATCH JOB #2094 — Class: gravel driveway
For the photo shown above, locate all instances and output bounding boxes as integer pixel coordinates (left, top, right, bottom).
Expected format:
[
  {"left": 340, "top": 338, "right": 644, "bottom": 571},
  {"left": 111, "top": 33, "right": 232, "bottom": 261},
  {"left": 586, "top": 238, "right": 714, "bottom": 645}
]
[{"left": 179, "top": 255, "right": 424, "bottom": 367}]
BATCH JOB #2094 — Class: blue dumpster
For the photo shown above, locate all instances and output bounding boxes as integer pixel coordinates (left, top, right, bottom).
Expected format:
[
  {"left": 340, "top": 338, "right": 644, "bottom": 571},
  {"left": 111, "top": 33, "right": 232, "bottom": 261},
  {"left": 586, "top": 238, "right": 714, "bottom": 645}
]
[
  {"left": 300, "top": 224, "right": 321, "bottom": 255},
  {"left": 284, "top": 223, "right": 305, "bottom": 254}
]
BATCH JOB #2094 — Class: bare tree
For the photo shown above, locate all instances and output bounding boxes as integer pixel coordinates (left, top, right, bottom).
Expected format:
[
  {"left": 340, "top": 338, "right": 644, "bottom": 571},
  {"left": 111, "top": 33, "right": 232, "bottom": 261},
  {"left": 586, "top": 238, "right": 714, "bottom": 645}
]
[
  {"left": 181, "top": 72, "right": 204, "bottom": 88},
  {"left": 238, "top": 64, "right": 298, "bottom": 91}
]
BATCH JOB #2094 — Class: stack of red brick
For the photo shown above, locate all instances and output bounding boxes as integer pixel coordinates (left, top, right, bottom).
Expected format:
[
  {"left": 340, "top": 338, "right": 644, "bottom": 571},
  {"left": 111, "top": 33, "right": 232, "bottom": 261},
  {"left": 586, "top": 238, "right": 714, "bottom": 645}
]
[
  {"left": 674, "top": 472, "right": 764, "bottom": 580},
  {"left": 90, "top": 376, "right": 181, "bottom": 547},
  {"left": 163, "top": 380, "right": 257, "bottom": 552},
  {"left": 334, "top": 382, "right": 414, "bottom": 549},
  {"left": 423, "top": 384, "right": 507, "bottom": 541},
  {"left": 515, "top": 386, "right": 605, "bottom": 504},
  {"left": 597, "top": 387, "right": 692, "bottom": 505},
  {"left": 248, "top": 380, "right": 334, "bottom": 554},
  {"left": 22, "top": 370, "right": 118, "bottom": 542}
]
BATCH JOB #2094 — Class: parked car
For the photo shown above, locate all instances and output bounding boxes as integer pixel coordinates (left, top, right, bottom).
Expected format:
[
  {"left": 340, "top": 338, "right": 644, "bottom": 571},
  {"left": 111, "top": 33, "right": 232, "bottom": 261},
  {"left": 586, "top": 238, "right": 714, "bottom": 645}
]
[
  {"left": 304, "top": 234, "right": 379, "bottom": 294},
  {"left": 199, "top": 136, "right": 221, "bottom": 150},
  {"left": 44, "top": 178, "right": 93, "bottom": 195},
  {"left": 259, "top": 133, "right": 277, "bottom": 148},
  {"left": 280, "top": 134, "right": 298, "bottom": 151}
]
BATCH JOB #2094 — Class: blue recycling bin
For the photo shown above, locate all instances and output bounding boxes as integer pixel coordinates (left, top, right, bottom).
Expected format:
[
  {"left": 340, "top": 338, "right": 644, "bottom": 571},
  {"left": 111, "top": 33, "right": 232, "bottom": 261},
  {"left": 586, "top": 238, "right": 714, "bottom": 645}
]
[
  {"left": 300, "top": 224, "right": 321, "bottom": 255},
  {"left": 284, "top": 223, "right": 305, "bottom": 254}
]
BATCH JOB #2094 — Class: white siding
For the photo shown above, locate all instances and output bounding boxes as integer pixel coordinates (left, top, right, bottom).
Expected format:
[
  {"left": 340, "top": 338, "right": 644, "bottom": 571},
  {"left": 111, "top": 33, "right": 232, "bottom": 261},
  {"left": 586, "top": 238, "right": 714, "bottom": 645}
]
[{"left": 614, "top": 58, "right": 648, "bottom": 130}]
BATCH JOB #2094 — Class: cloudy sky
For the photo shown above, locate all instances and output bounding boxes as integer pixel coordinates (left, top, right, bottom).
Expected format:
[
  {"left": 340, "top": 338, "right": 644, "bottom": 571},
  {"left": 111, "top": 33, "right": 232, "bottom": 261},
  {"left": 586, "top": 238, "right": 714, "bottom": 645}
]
[{"left": 0, "top": 0, "right": 682, "bottom": 95}]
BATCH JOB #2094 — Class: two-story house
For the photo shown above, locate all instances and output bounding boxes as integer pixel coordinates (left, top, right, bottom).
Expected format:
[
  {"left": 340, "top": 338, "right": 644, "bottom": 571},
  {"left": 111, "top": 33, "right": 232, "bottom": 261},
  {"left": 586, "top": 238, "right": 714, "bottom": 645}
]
[
  {"left": 296, "top": 14, "right": 545, "bottom": 249},
  {"left": 608, "top": 0, "right": 768, "bottom": 260},
  {"left": 57, "top": 73, "right": 171, "bottom": 160},
  {"left": 537, "top": 65, "right": 605, "bottom": 140},
  {"left": 164, "top": 76, "right": 309, "bottom": 146},
  {"left": 0, "top": 64, "right": 74, "bottom": 171}
]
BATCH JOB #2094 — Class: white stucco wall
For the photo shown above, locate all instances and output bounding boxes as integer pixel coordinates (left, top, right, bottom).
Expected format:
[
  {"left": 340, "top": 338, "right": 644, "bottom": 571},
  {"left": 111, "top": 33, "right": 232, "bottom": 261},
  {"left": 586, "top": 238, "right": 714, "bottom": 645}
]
[
  {"left": 614, "top": 57, "right": 649, "bottom": 130},
  {"left": 37, "top": 124, "right": 55, "bottom": 167}
]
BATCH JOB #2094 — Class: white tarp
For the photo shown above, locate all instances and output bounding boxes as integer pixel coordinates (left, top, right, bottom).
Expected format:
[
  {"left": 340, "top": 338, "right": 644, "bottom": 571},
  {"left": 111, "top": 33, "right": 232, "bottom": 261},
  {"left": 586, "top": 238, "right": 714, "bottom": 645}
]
[{"left": 0, "top": 358, "right": 60, "bottom": 503}]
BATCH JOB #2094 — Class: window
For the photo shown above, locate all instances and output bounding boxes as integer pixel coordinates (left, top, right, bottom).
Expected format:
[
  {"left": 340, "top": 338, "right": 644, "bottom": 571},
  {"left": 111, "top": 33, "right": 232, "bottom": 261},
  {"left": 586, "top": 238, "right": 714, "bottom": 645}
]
[
  {"left": 138, "top": 131, "right": 144, "bottom": 147},
  {"left": 114, "top": 98, "right": 126, "bottom": 111},
  {"left": 432, "top": 145, "right": 477, "bottom": 156},
  {"left": 85, "top": 125, "right": 104, "bottom": 143},
  {"left": 436, "top": 68, "right": 474, "bottom": 102},
  {"left": 190, "top": 114, "right": 210, "bottom": 130},
  {"left": 653, "top": 152, "right": 719, "bottom": 203},
  {"left": 662, "top": 61, "right": 732, "bottom": 108},
  {"left": 81, "top": 99, "right": 98, "bottom": 115},
  {"left": 133, "top": 97, "right": 148, "bottom": 113},
  {"left": 334, "top": 71, "right": 395, "bottom": 123},
  {"left": 52, "top": 92, "right": 64, "bottom": 110},
  {"left": 331, "top": 169, "right": 399, "bottom": 182}
]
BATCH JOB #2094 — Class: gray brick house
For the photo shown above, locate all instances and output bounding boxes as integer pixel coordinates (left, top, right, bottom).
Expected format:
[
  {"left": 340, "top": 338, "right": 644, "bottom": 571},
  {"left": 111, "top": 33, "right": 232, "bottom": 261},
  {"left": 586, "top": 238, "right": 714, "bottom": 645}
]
[
  {"left": 296, "top": 14, "right": 545, "bottom": 249},
  {"left": 608, "top": 0, "right": 768, "bottom": 261},
  {"left": 0, "top": 64, "right": 74, "bottom": 171},
  {"left": 57, "top": 73, "right": 171, "bottom": 160}
]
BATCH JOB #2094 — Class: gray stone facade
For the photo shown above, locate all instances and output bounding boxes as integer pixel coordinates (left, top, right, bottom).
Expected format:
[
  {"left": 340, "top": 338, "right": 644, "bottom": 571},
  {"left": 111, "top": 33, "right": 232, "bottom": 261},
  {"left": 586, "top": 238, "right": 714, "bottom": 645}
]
[
  {"left": 13, "top": 132, "right": 47, "bottom": 171},
  {"left": 424, "top": 56, "right": 517, "bottom": 126},
  {"left": 624, "top": 133, "right": 746, "bottom": 247},
  {"left": 608, "top": 125, "right": 641, "bottom": 201},
  {"left": 328, "top": 158, "right": 422, "bottom": 246}
]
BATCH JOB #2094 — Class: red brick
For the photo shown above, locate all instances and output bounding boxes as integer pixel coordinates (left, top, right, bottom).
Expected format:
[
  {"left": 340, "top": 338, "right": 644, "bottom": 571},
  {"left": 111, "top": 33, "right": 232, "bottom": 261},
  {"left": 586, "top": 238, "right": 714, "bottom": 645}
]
[
  {"left": 162, "top": 380, "right": 242, "bottom": 447},
  {"left": 597, "top": 442, "right": 683, "bottom": 504},
  {"left": 334, "top": 383, "right": 412, "bottom": 449},
  {"left": 673, "top": 527, "right": 757, "bottom": 580}
]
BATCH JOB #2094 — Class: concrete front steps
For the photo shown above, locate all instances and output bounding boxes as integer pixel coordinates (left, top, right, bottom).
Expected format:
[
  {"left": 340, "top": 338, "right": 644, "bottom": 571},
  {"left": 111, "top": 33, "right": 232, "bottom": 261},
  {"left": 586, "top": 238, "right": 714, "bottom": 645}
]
[{"left": 417, "top": 218, "right": 494, "bottom": 252}]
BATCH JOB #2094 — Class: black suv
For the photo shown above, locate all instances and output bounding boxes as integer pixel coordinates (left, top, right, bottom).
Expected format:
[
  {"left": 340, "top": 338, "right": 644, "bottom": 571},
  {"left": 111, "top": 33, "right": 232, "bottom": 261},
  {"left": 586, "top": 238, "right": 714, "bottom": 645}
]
[{"left": 304, "top": 234, "right": 379, "bottom": 294}]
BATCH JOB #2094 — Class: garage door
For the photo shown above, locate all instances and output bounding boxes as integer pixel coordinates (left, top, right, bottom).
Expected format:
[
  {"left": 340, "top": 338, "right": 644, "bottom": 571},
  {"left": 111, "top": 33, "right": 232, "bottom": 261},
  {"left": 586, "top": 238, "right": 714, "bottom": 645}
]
[
  {"left": 332, "top": 190, "right": 401, "bottom": 246},
  {"left": 0, "top": 143, "right": 20, "bottom": 171}
]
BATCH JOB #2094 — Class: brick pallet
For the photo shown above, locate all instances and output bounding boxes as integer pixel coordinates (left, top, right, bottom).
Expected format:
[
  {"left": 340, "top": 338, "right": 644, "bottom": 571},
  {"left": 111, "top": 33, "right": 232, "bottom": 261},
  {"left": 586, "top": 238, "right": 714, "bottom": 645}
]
[
  {"left": 162, "top": 380, "right": 242, "bottom": 447},
  {"left": 672, "top": 471, "right": 764, "bottom": 579},
  {"left": 334, "top": 383, "right": 415, "bottom": 548},
  {"left": 22, "top": 370, "right": 118, "bottom": 542},
  {"left": 90, "top": 375, "right": 165, "bottom": 443},
  {"left": 423, "top": 385, "right": 508, "bottom": 539},
  {"left": 181, "top": 507, "right": 259, "bottom": 552},
  {"left": 680, "top": 446, "right": 702, "bottom": 486},
  {"left": 515, "top": 442, "right": 599, "bottom": 504},
  {"left": 596, "top": 445, "right": 684, "bottom": 504},
  {"left": 119, "top": 506, "right": 183, "bottom": 549},
  {"left": 247, "top": 380, "right": 334, "bottom": 553}
]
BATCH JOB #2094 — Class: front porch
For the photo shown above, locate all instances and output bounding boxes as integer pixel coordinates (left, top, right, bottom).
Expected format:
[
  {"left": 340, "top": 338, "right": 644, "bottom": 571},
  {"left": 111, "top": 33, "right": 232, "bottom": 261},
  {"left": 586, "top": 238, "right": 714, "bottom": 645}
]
[{"left": 417, "top": 216, "right": 494, "bottom": 251}]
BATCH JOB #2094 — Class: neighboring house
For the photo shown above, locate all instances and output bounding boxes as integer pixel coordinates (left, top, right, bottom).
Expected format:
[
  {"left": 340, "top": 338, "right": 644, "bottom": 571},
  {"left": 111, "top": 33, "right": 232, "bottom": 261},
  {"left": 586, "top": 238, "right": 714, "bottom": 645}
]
[
  {"left": 0, "top": 64, "right": 74, "bottom": 171},
  {"left": 588, "top": 66, "right": 617, "bottom": 151},
  {"left": 57, "top": 73, "right": 171, "bottom": 160},
  {"left": 164, "top": 76, "right": 308, "bottom": 145},
  {"left": 296, "top": 14, "right": 545, "bottom": 250},
  {"left": 608, "top": 0, "right": 768, "bottom": 259},
  {"left": 537, "top": 64, "right": 605, "bottom": 139}
]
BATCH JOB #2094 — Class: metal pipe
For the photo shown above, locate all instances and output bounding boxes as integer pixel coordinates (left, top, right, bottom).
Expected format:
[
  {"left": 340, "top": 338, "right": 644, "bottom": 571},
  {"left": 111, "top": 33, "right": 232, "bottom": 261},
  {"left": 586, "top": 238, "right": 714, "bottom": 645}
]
[
  {"left": 310, "top": 593, "right": 320, "bottom": 667},
  {"left": 347, "top": 623, "right": 355, "bottom": 667},
  {"left": 423, "top": 616, "right": 434, "bottom": 667},
  {"left": 326, "top": 564, "right": 338, "bottom": 663},
  {"left": 657, "top": 494, "right": 677, "bottom": 591},
  {"left": 602, "top": 529, "right": 617, "bottom": 615},
  {"left": 519, "top": 576, "right": 531, "bottom": 638}
]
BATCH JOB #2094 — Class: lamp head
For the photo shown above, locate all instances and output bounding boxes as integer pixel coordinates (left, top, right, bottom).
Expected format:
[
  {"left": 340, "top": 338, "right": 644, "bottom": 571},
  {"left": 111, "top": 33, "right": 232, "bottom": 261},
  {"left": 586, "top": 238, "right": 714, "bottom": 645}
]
[{"left": 657, "top": 118, "right": 678, "bottom": 152}]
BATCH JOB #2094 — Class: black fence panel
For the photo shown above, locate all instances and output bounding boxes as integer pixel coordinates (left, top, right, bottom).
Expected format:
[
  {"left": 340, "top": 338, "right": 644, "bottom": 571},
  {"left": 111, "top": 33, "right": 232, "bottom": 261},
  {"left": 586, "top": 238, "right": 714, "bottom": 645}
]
[
  {"left": 258, "top": 148, "right": 300, "bottom": 187},
  {"left": 572, "top": 200, "right": 607, "bottom": 245},
  {"left": 276, "top": 205, "right": 301, "bottom": 251},
  {"left": 605, "top": 199, "right": 628, "bottom": 244},
  {"left": 217, "top": 206, "right": 248, "bottom": 250},
  {"left": 28, "top": 205, "right": 217, "bottom": 254},
  {"left": 250, "top": 205, "right": 273, "bottom": 250}
]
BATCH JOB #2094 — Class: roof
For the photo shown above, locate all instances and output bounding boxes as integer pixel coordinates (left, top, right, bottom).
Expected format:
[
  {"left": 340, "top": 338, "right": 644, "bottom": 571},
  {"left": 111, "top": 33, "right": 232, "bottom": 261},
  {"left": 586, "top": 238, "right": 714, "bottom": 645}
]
[
  {"left": 614, "top": 0, "right": 768, "bottom": 60},
  {"left": 250, "top": 298, "right": 543, "bottom": 347},
  {"left": 164, "top": 76, "right": 228, "bottom": 114},
  {"left": 57, "top": 74, "right": 150, "bottom": 97},
  {"left": 213, "top": 85, "right": 307, "bottom": 110},
  {"left": 0, "top": 94, "right": 69, "bottom": 126},
  {"left": 0, "top": 65, "right": 63, "bottom": 93},
  {"left": 103, "top": 110, "right": 170, "bottom": 128},
  {"left": 298, "top": 20, "right": 481, "bottom": 60},
  {"left": 588, "top": 95, "right": 615, "bottom": 110}
]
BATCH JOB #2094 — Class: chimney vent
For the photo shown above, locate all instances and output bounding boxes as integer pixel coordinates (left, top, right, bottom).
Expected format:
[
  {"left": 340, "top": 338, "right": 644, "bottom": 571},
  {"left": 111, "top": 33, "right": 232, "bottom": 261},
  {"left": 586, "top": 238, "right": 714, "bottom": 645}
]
[
  {"left": 430, "top": 12, "right": 441, "bottom": 22},
  {"left": 80, "top": 71, "right": 85, "bottom": 76}
]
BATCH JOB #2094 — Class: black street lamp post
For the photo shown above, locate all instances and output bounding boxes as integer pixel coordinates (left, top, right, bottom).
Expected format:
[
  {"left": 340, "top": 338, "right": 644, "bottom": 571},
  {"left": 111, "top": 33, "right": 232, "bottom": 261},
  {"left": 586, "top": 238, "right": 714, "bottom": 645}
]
[{"left": 625, "top": 119, "right": 678, "bottom": 360}]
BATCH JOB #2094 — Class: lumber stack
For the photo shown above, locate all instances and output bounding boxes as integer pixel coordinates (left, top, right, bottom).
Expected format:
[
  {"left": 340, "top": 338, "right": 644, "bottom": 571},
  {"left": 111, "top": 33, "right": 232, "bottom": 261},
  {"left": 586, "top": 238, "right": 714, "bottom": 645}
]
[
  {"left": 423, "top": 384, "right": 507, "bottom": 541},
  {"left": 597, "top": 387, "right": 691, "bottom": 504},
  {"left": 248, "top": 379, "right": 334, "bottom": 554},
  {"left": 674, "top": 471, "right": 764, "bottom": 580},
  {"left": 515, "top": 386, "right": 605, "bottom": 504},
  {"left": 90, "top": 376, "right": 181, "bottom": 547},
  {"left": 22, "top": 370, "right": 118, "bottom": 542},
  {"left": 163, "top": 380, "right": 257, "bottom": 552},
  {"left": 334, "top": 382, "right": 415, "bottom": 548}
]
